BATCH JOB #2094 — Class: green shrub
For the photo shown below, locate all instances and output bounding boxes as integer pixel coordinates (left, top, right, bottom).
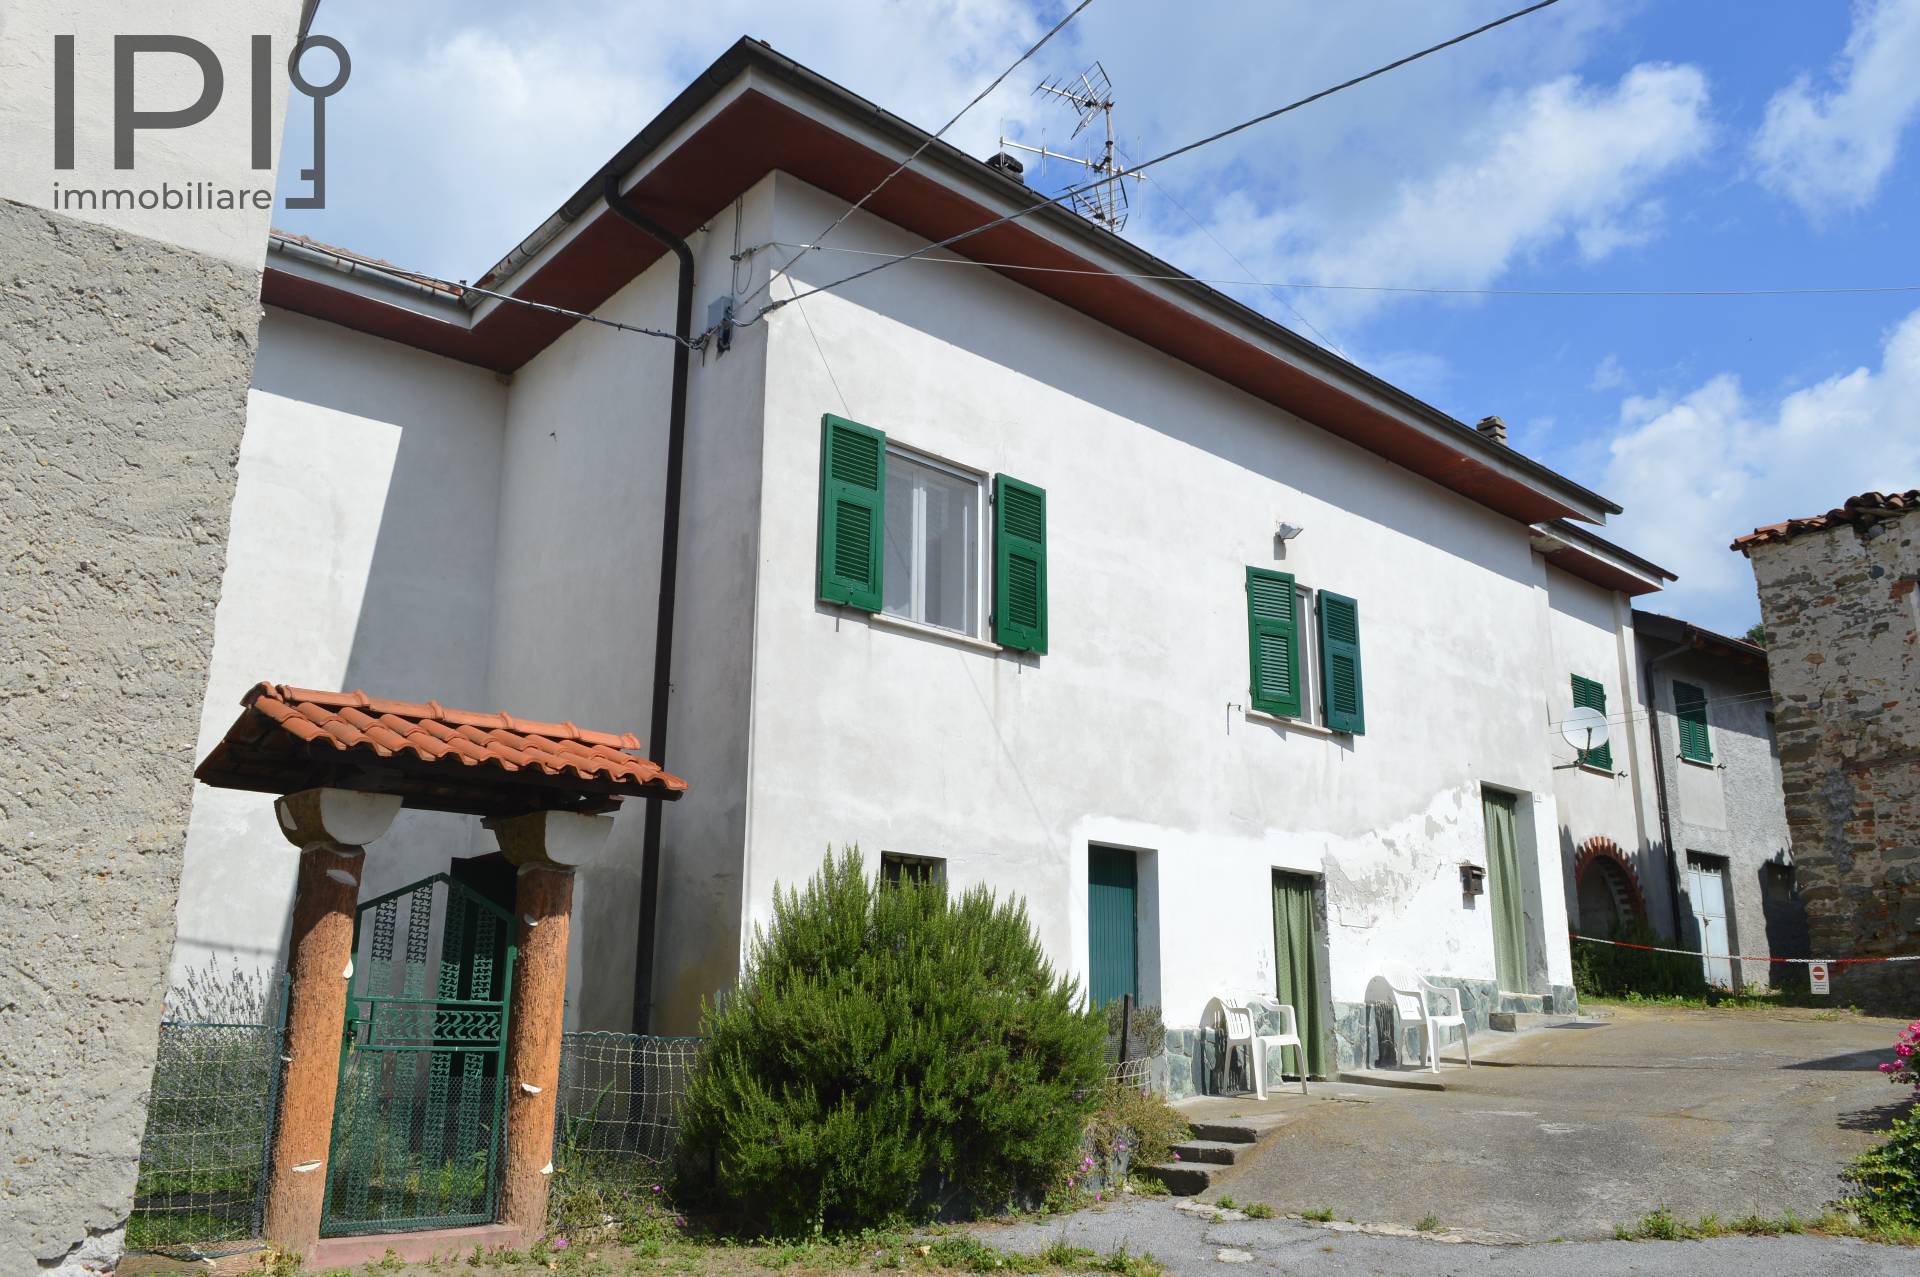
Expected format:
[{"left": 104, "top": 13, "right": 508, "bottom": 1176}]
[
  {"left": 1571, "top": 919, "right": 1706, "bottom": 1000},
  {"left": 677, "top": 850, "right": 1107, "bottom": 1233},
  {"left": 1844, "top": 1113, "right": 1920, "bottom": 1229}
]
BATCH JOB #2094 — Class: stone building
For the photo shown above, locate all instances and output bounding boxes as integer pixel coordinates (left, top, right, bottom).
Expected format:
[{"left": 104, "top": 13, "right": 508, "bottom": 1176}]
[
  {"left": 1734, "top": 491, "right": 1920, "bottom": 1011},
  {"left": 0, "top": 4, "right": 305, "bottom": 1270}
]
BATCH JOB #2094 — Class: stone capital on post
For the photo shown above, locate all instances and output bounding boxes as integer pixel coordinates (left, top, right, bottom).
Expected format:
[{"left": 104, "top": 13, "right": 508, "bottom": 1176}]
[
  {"left": 489, "top": 809, "right": 612, "bottom": 1239},
  {"left": 260, "top": 788, "right": 400, "bottom": 1257}
]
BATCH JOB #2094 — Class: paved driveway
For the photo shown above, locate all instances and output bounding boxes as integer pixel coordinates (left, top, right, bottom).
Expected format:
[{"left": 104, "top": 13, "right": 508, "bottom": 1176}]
[
  {"left": 975, "top": 1197, "right": 1916, "bottom": 1277},
  {"left": 1203, "top": 1003, "right": 1911, "bottom": 1241}
]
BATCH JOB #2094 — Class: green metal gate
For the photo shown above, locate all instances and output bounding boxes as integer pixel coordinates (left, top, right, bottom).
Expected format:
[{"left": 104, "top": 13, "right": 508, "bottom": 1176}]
[{"left": 321, "top": 873, "right": 516, "bottom": 1237}]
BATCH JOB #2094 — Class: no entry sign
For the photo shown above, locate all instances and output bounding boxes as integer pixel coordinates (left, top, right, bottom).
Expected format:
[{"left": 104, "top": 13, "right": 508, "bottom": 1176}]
[{"left": 1809, "top": 962, "right": 1830, "bottom": 995}]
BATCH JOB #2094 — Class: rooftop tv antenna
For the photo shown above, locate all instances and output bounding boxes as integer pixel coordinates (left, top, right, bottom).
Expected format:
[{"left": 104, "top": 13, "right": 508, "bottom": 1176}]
[{"left": 999, "top": 62, "right": 1136, "bottom": 231}]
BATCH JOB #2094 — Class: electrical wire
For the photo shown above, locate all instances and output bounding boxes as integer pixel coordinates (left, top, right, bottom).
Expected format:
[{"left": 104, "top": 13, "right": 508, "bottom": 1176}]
[
  {"left": 1544, "top": 686, "right": 1782, "bottom": 737},
  {"left": 268, "top": 233, "right": 700, "bottom": 348},
  {"left": 1134, "top": 171, "right": 1350, "bottom": 355},
  {"left": 749, "top": 240, "right": 1920, "bottom": 301},
  {"left": 737, "top": 0, "right": 1100, "bottom": 311},
  {"left": 744, "top": 0, "right": 1567, "bottom": 324}
]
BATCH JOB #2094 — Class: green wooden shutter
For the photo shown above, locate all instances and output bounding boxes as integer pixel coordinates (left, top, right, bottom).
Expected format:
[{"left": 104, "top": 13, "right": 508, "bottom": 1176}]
[
  {"left": 817, "top": 415, "right": 885, "bottom": 611},
  {"left": 1674, "top": 680, "right": 1712, "bottom": 763},
  {"left": 1247, "top": 567, "right": 1301, "bottom": 718},
  {"left": 1570, "top": 674, "right": 1614, "bottom": 769},
  {"left": 1317, "top": 591, "right": 1365, "bottom": 735},
  {"left": 993, "top": 475, "right": 1048, "bottom": 653}
]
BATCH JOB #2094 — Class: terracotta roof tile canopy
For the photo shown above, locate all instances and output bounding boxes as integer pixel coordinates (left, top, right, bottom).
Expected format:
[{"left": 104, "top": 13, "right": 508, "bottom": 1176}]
[
  {"left": 1733, "top": 489, "right": 1920, "bottom": 551},
  {"left": 196, "top": 682, "right": 688, "bottom": 817}
]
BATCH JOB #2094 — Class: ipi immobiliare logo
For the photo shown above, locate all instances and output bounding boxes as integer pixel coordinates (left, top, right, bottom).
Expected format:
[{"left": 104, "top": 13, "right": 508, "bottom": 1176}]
[{"left": 50, "top": 29, "right": 349, "bottom": 214}]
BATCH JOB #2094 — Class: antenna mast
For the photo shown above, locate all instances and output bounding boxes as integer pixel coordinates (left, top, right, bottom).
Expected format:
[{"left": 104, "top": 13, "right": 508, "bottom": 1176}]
[{"left": 1000, "top": 62, "right": 1136, "bottom": 231}]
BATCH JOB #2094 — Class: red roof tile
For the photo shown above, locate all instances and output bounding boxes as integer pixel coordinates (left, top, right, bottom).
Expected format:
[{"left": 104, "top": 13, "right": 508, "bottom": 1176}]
[
  {"left": 196, "top": 682, "right": 687, "bottom": 816},
  {"left": 1733, "top": 490, "right": 1920, "bottom": 551}
]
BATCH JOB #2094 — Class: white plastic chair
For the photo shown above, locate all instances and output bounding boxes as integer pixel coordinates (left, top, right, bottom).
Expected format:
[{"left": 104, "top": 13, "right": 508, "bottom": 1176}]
[
  {"left": 1379, "top": 970, "right": 1472, "bottom": 1072},
  {"left": 1244, "top": 996, "right": 1309, "bottom": 1096},
  {"left": 1202, "top": 996, "right": 1307, "bottom": 1098}
]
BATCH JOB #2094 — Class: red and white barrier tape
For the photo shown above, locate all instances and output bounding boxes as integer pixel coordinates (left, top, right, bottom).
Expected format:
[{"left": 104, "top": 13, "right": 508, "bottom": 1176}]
[{"left": 1570, "top": 933, "right": 1920, "bottom": 966}]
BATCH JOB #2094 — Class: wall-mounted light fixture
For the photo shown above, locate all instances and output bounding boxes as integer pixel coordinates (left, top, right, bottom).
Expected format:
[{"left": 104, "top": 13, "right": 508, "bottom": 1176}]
[
  {"left": 1459, "top": 863, "right": 1487, "bottom": 896},
  {"left": 1276, "top": 521, "right": 1304, "bottom": 541}
]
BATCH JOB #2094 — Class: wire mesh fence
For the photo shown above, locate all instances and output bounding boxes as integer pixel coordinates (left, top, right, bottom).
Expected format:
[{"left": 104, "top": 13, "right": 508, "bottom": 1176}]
[
  {"left": 126, "top": 1020, "right": 284, "bottom": 1256},
  {"left": 547, "top": 1032, "right": 702, "bottom": 1230}
]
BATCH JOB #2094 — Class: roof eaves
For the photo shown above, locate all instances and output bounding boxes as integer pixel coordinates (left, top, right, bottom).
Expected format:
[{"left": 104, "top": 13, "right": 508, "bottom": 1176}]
[{"left": 472, "top": 37, "right": 1621, "bottom": 522}]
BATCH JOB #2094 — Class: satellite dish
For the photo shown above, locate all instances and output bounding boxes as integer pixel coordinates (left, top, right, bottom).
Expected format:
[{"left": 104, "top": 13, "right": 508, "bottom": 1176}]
[{"left": 1561, "top": 706, "right": 1611, "bottom": 755}]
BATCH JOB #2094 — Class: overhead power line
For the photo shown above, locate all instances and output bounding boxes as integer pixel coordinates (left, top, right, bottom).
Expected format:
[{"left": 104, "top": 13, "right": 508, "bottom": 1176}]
[
  {"left": 268, "top": 233, "right": 700, "bottom": 347},
  {"left": 737, "top": 0, "right": 1100, "bottom": 310},
  {"left": 745, "top": 0, "right": 1567, "bottom": 324},
  {"left": 750, "top": 240, "right": 1920, "bottom": 300}
]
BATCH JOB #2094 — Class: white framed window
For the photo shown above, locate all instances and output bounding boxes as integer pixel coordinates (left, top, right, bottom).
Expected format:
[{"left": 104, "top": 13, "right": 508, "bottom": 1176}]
[{"left": 882, "top": 445, "right": 985, "bottom": 637}]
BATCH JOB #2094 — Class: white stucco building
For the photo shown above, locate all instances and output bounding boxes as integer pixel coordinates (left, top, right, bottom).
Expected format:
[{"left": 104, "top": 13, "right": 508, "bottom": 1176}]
[{"left": 177, "top": 39, "right": 1722, "bottom": 1075}]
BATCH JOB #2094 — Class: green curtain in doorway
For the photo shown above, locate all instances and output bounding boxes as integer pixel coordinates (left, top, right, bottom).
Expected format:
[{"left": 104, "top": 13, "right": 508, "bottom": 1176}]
[
  {"left": 1271, "top": 872, "right": 1325, "bottom": 1077},
  {"left": 1482, "top": 789, "right": 1527, "bottom": 993}
]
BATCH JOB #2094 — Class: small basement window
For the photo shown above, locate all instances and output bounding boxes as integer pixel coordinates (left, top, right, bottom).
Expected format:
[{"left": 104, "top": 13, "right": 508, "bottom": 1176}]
[{"left": 881, "top": 851, "right": 946, "bottom": 887}]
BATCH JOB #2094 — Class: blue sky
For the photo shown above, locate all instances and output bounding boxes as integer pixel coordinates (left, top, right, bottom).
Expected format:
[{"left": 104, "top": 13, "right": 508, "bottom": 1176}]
[{"left": 276, "top": 0, "right": 1920, "bottom": 633}]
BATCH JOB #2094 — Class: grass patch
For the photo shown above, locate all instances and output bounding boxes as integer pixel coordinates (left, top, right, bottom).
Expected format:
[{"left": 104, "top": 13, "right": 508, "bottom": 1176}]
[
  {"left": 1242, "top": 1203, "right": 1274, "bottom": 1220},
  {"left": 1613, "top": 1206, "right": 1920, "bottom": 1246},
  {"left": 1583, "top": 992, "right": 1861, "bottom": 1015},
  {"left": 1413, "top": 1214, "right": 1440, "bottom": 1234},
  {"left": 1297, "top": 1207, "right": 1334, "bottom": 1223}
]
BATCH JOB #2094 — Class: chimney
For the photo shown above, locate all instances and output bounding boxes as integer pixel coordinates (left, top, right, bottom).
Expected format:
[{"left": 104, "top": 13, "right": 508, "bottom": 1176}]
[
  {"left": 1475, "top": 415, "right": 1508, "bottom": 446},
  {"left": 985, "top": 152, "right": 1026, "bottom": 183}
]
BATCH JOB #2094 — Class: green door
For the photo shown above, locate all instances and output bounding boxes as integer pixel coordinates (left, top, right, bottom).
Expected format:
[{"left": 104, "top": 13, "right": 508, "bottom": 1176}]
[
  {"left": 1087, "top": 848, "right": 1138, "bottom": 1008},
  {"left": 1482, "top": 788, "right": 1529, "bottom": 993},
  {"left": 1271, "top": 872, "right": 1327, "bottom": 1077}
]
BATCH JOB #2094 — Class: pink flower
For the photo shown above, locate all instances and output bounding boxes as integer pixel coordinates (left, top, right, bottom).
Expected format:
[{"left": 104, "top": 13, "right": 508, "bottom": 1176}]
[{"left": 552, "top": 1237, "right": 569, "bottom": 1251}]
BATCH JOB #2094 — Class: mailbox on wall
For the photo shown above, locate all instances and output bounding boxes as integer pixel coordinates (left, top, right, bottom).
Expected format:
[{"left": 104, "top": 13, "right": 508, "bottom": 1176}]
[{"left": 1460, "top": 863, "right": 1487, "bottom": 897}]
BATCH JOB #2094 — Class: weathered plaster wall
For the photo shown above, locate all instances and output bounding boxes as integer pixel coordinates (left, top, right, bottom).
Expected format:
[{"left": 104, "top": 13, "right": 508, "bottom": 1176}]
[
  {"left": 743, "top": 174, "right": 1573, "bottom": 1052},
  {"left": 0, "top": 5, "right": 302, "bottom": 1268},
  {"left": 1544, "top": 569, "right": 1659, "bottom": 945},
  {"left": 0, "top": 199, "right": 260, "bottom": 1269},
  {"left": 1747, "top": 513, "right": 1920, "bottom": 1011},
  {"left": 174, "top": 308, "right": 509, "bottom": 978},
  {"left": 487, "top": 181, "right": 773, "bottom": 1032},
  {"left": 1641, "top": 644, "right": 1798, "bottom": 989}
]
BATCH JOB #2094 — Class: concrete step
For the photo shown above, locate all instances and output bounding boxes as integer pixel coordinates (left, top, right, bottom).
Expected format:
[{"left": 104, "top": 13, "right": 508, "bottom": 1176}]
[
  {"left": 1138, "top": 1161, "right": 1215, "bottom": 1195},
  {"left": 1186, "top": 1119, "right": 1260, "bottom": 1144},
  {"left": 1169, "top": 1139, "right": 1243, "bottom": 1166},
  {"left": 1336, "top": 1067, "right": 1447, "bottom": 1092}
]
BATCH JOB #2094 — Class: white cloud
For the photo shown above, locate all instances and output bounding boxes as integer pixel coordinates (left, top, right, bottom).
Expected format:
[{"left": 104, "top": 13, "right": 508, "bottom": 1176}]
[
  {"left": 1303, "top": 66, "right": 1710, "bottom": 312},
  {"left": 1753, "top": 0, "right": 1920, "bottom": 218},
  {"left": 1589, "top": 353, "right": 1627, "bottom": 392},
  {"left": 1598, "top": 306, "right": 1920, "bottom": 631},
  {"left": 1144, "top": 63, "right": 1711, "bottom": 332},
  {"left": 282, "top": 0, "right": 1051, "bottom": 275}
]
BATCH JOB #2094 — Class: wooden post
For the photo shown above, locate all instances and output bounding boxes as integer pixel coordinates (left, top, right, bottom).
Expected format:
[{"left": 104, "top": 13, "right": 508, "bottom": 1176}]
[
  {"left": 496, "top": 862, "right": 574, "bottom": 1240},
  {"left": 260, "top": 843, "right": 364, "bottom": 1255},
  {"left": 1119, "top": 993, "right": 1134, "bottom": 1065}
]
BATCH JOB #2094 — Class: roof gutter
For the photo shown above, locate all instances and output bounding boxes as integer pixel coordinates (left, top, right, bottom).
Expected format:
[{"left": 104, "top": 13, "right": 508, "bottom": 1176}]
[{"left": 600, "top": 172, "right": 695, "bottom": 1034}]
